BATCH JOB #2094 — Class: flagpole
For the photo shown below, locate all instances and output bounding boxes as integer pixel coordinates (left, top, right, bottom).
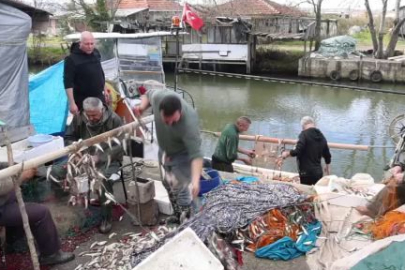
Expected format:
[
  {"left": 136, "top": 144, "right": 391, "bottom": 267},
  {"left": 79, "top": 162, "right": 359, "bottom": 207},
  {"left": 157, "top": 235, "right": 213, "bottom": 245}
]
[{"left": 174, "top": 27, "right": 179, "bottom": 92}]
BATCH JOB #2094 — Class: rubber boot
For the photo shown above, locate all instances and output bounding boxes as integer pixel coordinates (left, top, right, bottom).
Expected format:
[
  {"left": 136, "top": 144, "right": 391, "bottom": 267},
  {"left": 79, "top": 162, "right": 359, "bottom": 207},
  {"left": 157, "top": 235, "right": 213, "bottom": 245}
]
[
  {"left": 163, "top": 189, "right": 182, "bottom": 225},
  {"left": 39, "top": 250, "right": 75, "bottom": 266},
  {"left": 179, "top": 204, "right": 193, "bottom": 224}
]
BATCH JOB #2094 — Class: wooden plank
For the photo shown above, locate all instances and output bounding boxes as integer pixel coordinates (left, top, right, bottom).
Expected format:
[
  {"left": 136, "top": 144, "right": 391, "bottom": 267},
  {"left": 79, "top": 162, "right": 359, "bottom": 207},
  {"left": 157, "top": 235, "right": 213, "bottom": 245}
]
[{"left": 208, "top": 132, "right": 369, "bottom": 151}]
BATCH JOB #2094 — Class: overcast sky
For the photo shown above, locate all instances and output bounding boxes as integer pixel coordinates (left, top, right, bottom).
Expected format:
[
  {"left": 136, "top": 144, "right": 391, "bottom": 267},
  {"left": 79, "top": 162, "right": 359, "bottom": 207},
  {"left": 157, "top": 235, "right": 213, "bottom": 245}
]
[{"left": 26, "top": 0, "right": 399, "bottom": 12}]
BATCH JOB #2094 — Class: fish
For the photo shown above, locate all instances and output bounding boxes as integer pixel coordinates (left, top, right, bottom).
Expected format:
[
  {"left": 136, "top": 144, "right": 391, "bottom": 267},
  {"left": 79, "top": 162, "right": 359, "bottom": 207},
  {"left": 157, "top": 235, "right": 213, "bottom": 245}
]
[
  {"left": 73, "top": 264, "right": 83, "bottom": 270},
  {"left": 94, "top": 143, "right": 104, "bottom": 153},
  {"left": 112, "top": 137, "right": 121, "bottom": 146}
]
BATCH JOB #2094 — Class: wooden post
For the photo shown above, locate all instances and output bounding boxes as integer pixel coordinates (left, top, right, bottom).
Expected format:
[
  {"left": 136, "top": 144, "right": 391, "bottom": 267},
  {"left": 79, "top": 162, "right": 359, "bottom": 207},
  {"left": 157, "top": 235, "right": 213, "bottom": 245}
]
[
  {"left": 4, "top": 131, "right": 40, "bottom": 270},
  {"left": 247, "top": 34, "right": 252, "bottom": 74}
]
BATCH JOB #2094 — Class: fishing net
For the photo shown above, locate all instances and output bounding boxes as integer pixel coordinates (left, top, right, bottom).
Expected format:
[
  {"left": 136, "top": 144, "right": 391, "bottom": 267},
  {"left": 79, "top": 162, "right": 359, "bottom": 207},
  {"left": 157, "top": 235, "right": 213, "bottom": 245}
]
[
  {"left": 131, "top": 182, "right": 308, "bottom": 268},
  {"left": 317, "top": 35, "right": 357, "bottom": 58},
  {"left": 361, "top": 211, "right": 405, "bottom": 240}
]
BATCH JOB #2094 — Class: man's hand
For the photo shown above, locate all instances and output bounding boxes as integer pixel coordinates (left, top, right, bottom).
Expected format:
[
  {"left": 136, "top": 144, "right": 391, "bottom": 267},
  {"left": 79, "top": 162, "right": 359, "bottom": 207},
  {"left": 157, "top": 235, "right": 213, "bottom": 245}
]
[
  {"left": 21, "top": 168, "right": 37, "bottom": 182},
  {"left": 247, "top": 150, "right": 256, "bottom": 159},
  {"left": 133, "top": 105, "right": 143, "bottom": 117},
  {"left": 281, "top": 151, "right": 290, "bottom": 159},
  {"left": 191, "top": 178, "right": 200, "bottom": 198},
  {"left": 239, "top": 157, "right": 252, "bottom": 166},
  {"left": 69, "top": 102, "right": 79, "bottom": 115},
  {"left": 324, "top": 164, "right": 331, "bottom": 175}
]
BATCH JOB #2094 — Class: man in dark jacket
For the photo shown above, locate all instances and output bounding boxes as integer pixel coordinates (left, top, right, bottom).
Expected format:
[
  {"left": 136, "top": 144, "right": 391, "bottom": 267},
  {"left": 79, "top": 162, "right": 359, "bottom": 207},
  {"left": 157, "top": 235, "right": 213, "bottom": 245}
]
[
  {"left": 280, "top": 116, "right": 331, "bottom": 185},
  {"left": 51, "top": 97, "right": 123, "bottom": 233},
  {"left": 64, "top": 31, "right": 106, "bottom": 114},
  {"left": 0, "top": 164, "right": 74, "bottom": 265}
]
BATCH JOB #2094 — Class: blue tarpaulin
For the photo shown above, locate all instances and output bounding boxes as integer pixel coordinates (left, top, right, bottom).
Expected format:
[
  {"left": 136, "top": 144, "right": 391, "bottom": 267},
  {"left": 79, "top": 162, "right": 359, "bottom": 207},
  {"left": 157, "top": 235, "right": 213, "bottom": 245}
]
[
  {"left": 255, "top": 221, "right": 322, "bottom": 261},
  {"left": 29, "top": 61, "right": 68, "bottom": 135}
]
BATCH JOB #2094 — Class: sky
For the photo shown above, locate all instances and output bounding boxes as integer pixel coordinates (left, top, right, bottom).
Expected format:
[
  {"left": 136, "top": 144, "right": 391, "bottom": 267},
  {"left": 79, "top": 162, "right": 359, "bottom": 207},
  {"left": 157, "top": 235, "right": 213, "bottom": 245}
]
[{"left": 23, "top": 0, "right": 399, "bottom": 12}]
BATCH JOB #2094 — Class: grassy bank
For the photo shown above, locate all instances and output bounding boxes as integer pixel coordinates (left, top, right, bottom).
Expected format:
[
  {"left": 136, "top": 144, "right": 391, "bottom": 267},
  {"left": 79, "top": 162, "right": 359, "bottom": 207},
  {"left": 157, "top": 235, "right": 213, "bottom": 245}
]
[
  {"left": 255, "top": 47, "right": 305, "bottom": 75},
  {"left": 28, "top": 46, "right": 66, "bottom": 65},
  {"left": 27, "top": 35, "right": 67, "bottom": 65}
]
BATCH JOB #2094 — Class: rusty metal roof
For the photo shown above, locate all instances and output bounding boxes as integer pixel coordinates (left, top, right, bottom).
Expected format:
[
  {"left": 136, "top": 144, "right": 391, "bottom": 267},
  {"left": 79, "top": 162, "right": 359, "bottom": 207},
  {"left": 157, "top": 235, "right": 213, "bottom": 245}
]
[{"left": 201, "top": 0, "right": 304, "bottom": 17}]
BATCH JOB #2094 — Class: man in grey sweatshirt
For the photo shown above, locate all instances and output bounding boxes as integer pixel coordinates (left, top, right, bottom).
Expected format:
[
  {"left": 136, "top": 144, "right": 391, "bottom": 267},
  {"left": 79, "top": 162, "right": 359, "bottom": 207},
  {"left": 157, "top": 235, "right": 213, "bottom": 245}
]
[{"left": 134, "top": 88, "right": 203, "bottom": 224}]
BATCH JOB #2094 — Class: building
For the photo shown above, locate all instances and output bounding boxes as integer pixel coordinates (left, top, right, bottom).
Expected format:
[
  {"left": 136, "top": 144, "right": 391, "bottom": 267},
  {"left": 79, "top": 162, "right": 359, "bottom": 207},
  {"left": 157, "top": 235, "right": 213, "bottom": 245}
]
[
  {"left": 0, "top": 0, "right": 51, "bottom": 33},
  {"left": 177, "top": 0, "right": 337, "bottom": 73},
  {"left": 113, "top": 0, "right": 182, "bottom": 32}
]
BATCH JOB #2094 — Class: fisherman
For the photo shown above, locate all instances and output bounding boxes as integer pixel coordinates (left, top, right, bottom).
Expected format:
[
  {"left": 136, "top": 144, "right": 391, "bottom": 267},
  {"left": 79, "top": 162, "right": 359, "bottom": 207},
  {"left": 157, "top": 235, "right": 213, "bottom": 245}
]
[
  {"left": 0, "top": 164, "right": 75, "bottom": 265},
  {"left": 279, "top": 116, "right": 331, "bottom": 185},
  {"left": 133, "top": 88, "right": 203, "bottom": 224},
  {"left": 63, "top": 31, "right": 109, "bottom": 115},
  {"left": 211, "top": 116, "right": 255, "bottom": 173},
  {"left": 356, "top": 164, "right": 405, "bottom": 218},
  {"left": 51, "top": 97, "right": 123, "bottom": 233}
]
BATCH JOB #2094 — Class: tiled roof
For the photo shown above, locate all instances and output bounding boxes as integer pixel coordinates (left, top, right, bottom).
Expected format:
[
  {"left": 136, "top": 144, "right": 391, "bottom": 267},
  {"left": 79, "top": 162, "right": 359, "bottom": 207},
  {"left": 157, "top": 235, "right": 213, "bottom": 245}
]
[
  {"left": 214, "top": 0, "right": 304, "bottom": 17},
  {"left": 117, "top": 0, "right": 181, "bottom": 11}
]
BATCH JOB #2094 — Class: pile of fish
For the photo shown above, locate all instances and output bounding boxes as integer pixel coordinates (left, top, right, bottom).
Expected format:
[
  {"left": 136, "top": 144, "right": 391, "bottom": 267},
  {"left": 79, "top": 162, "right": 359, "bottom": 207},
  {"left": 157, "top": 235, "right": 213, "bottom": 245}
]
[
  {"left": 131, "top": 182, "right": 307, "bottom": 268},
  {"left": 74, "top": 226, "right": 176, "bottom": 270}
]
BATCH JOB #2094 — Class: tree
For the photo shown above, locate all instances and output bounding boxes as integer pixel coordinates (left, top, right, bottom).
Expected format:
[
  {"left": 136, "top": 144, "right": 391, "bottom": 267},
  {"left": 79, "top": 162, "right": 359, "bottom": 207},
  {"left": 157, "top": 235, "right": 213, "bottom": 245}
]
[
  {"left": 70, "top": 0, "right": 122, "bottom": 32},
  {"left": 305, "top": 0, "right": 324, "bottom": 51},
  {"left": 365, "top": 0, "right": 405, "bottom": 59}
]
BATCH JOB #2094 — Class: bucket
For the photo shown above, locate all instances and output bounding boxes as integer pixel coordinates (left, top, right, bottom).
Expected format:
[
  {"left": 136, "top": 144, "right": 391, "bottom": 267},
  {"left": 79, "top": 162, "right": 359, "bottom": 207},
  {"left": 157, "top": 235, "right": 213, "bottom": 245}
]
[
  {"left": 27, "top": 134, "right": 53, "bottom": 147},
  {"left": 199, "top": 169, "right": 221, "bottom": 197}
]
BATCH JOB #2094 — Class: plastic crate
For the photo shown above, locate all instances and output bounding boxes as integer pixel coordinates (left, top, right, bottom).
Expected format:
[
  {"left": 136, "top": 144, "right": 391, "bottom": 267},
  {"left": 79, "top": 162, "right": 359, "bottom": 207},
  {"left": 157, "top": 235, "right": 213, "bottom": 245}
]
[{"left": 199, "top": 169, "right": 221, "bottom": 197}]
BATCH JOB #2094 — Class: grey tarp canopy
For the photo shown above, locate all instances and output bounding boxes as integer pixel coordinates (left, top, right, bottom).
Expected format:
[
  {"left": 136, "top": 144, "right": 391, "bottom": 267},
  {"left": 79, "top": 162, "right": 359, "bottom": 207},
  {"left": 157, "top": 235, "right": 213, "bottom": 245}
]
[{"left": 0, "top": 2, "right": 31, "bottom": 135}]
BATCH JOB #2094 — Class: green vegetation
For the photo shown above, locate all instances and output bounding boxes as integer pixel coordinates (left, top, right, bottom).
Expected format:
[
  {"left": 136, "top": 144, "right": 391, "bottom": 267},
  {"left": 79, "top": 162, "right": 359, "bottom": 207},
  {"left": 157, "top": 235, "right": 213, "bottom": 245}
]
[
  {"left": 27, "top": 34, "right": 67, "bottom": 65},
  {"left": 28, "top": 45, "right": 66, "bottom": 65},
  {"left": 255, "top": 48, "right": 305, "bottom": 75},
  {"left": 352, "top": 30, "right": 405, "bottom": 48}
]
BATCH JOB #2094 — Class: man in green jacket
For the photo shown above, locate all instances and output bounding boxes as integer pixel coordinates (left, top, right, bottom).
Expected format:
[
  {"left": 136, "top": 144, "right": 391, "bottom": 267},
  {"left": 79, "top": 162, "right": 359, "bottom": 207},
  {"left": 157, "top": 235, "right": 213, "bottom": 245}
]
[
  {"left": 212, "top": 116, "right": 255, "bottom": 173},
  {"left": 134, "top": 88, "right": 203, "bottom": 224},
  {"left": 51, "top": 97, "right": 123, "bottom": 233}
]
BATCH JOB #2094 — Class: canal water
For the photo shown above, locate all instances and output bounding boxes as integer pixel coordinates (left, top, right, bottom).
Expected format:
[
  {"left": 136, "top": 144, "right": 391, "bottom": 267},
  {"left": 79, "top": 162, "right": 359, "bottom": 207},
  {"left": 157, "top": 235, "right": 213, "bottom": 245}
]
[{"left": 167, "top": 73, "right": 405, "bottom": 181}]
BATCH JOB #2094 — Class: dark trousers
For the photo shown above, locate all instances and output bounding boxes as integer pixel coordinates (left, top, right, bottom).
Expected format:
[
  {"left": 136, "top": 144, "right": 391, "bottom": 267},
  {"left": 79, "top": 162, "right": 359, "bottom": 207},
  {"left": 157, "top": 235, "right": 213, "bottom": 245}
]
[
  {"left": 299, "top": 171, "right": 323, "bottom": 186},
  {"left": 211, "top": 156, "right": 234, "bottom": 173},
  {"left": 0, "top": 192, "right": 60, "bottom": 256}
]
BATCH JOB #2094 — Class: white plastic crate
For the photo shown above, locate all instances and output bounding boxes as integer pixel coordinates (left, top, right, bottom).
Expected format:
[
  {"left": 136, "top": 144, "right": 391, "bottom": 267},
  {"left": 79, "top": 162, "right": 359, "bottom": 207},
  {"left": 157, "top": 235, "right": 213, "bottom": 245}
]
[
  {"left": 134, "top": 228, "right": 223, "bottom": 270},
  {"left": 153, "top": 180, "right": 173, "bottom": 215}
]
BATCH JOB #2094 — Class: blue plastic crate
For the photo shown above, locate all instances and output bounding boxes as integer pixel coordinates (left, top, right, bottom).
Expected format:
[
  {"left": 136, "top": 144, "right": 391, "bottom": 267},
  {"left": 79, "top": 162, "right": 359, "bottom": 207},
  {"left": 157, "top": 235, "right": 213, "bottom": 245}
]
[{"left": 199, "top": 169, "right": 221, "bottom": 196}]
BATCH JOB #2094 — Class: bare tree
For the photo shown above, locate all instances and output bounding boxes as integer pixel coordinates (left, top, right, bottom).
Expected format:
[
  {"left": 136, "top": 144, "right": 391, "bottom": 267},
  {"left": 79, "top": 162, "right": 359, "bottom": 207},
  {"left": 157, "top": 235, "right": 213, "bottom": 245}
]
[
  {"left": 365, "top": 0, "right": 405, "bottom": 59},
  {"left": 306, "top": 0, "right": 324, "bottom": 51},
  {"left": 384, "top": 0, "right": 405, "bottom": 57}
]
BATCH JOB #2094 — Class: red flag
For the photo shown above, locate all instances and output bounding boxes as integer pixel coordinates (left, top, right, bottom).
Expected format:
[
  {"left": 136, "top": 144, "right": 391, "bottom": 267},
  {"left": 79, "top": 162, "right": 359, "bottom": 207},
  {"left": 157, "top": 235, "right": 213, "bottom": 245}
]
[{"left": 182, "top": 3, "right": 204, "bottom": 31}]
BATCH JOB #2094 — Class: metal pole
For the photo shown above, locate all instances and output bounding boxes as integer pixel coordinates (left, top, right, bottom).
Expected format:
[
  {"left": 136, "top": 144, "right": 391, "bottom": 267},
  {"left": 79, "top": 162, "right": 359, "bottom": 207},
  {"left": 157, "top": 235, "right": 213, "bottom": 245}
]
[{"left": 174, "top": 27, "right": 180, "bottom": 92}]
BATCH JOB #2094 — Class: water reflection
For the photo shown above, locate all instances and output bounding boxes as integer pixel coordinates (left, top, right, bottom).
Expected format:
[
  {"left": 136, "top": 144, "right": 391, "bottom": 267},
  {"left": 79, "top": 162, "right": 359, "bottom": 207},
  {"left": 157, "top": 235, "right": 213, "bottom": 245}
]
[{"left": 168, "top": 73, "right": 405, "bottom": 181}]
